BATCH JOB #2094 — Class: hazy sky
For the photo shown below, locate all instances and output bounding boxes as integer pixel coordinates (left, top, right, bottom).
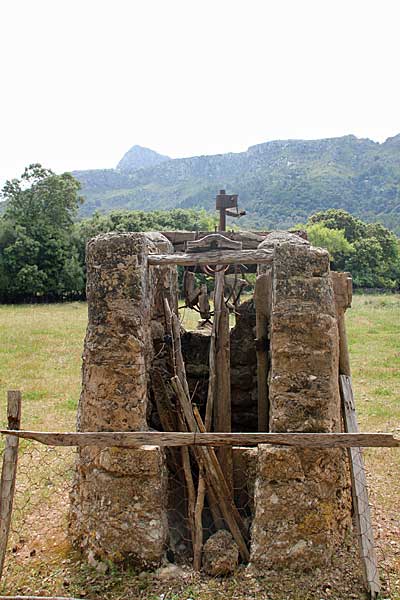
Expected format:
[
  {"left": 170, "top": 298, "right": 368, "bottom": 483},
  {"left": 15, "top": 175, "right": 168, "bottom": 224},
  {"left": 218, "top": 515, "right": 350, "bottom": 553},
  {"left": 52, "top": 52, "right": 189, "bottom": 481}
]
[{"left": 1, "top": 0, "right": 399, "bottom": 185}]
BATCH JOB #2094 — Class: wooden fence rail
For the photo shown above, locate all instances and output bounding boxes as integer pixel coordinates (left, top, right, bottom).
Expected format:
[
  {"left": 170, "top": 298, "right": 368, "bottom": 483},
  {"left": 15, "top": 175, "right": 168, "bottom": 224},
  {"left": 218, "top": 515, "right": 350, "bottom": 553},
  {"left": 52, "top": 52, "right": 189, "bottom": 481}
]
[{"left": 1, "top": 430, "right": 399, "bottom": 448}]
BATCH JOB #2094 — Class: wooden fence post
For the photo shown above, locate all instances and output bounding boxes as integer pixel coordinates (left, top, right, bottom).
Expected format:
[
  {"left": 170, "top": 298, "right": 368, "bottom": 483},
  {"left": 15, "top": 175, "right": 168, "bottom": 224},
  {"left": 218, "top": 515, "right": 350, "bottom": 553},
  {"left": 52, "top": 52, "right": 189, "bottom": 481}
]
[{"left": 0, "top": 391, "right": 22, "bottom": 581}]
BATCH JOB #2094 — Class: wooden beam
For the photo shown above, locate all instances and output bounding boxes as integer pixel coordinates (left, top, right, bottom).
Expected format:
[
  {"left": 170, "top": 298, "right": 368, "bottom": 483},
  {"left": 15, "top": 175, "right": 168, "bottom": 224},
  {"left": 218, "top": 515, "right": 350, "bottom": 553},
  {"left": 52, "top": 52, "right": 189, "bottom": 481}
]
[
  {"left": 340, "top": 375, "right": 380, "bottom": 599},
  {"left": 162, "top": 230, "right": 270, "bottom": 249},
  {"left": 161, "top": 230, "right": 307, "bottom": 251},
  {"left": 186, "top": 233, "right": 242, "bottom": 252},
  {"left": 0, "top": 391, "right": 22, "bottom": 581},
  {"left": 204, "top": 271, "right": 223, "bottom": 431},
  {"left": 171, "top": 377, "right": 249, "bottom": 561},
  {"left": 163, "top": 298, "right": 196, "bottom": 549},
  {"left": 213, "top": 271, "right": 233, "bottom": 492},
  {"left": 1, "top": 430, "right": 398, "bottom": 448},
  {"left": 148, "top": 248, "right": 273, "bottom": 267}
]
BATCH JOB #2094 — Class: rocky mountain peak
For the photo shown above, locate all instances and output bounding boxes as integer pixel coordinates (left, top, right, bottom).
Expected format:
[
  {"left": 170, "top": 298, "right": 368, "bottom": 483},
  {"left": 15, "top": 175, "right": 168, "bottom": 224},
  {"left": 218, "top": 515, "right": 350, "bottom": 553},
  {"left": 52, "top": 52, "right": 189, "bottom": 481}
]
[{"left": 116, "top": 145, "right": 170, "bottom": 173}]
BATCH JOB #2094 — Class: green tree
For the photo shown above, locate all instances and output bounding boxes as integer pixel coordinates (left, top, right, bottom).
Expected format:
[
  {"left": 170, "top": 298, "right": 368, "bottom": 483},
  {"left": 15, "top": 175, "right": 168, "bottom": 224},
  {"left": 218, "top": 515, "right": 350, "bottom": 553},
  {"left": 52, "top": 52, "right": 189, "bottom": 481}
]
[
  {"left": 308, "top": 209, "right": 366, "bottom": 243},
  {"left": 305, "top": 223, "right": 354, "bottom": 268},
  {"left": 305, "top": 209, "right": 400, "bottom": 289},
  {"left": 0, "top": 164, "right": 84, "bottom": 302}
]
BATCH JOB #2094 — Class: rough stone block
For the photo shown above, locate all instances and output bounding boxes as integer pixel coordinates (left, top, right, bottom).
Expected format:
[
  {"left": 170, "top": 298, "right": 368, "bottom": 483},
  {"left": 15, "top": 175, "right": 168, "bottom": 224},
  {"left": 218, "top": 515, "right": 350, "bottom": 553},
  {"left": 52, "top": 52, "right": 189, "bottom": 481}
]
[
  {"left": 203, "top": 530, "right": 239, "bottom": 576},
  {"left": 250, "top": 445, "right": 352, "bottom": 571},
  {"left": 70, "top": 446, "right": 168, "bottom": 566}
]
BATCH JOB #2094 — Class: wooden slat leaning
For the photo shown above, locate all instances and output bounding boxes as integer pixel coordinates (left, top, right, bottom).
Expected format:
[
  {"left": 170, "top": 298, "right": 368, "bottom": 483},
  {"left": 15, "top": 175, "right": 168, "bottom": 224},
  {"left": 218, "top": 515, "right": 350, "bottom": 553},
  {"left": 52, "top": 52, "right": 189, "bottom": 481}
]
[
  {"left": 0, "top": 430, "right": 399, "bottom": 448},
  {"left": 340, "top": 375, "right": 381, "bottom": 600},
  {"left": 0, "top": 391, "right": 22, "bottom": 582}
]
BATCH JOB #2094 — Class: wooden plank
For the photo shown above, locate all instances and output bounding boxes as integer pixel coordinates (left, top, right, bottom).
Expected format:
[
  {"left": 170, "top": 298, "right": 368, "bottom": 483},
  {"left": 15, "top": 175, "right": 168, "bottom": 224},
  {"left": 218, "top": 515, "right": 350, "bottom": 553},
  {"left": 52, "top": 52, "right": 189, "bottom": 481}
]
[
  {"left": 337, "top": 311, "right": 351, "bottom": 376},
  {"left": 255, "top": 272, "right": 272, "bottom": 431},
  {"left": 204, "top": 271, "right": 224, "bottom": 431},
  {"left": 163, "top": 298, "right": 190, "bottom": 398},
  {"left": 198, "top": 284, "right": 211, "bottom": 320},
  {"left": 187, "top": 233, "right": 242, "bottom": 252},
  {"left": 193, "top": 469, "right": 206, "bottom": 570},
  {"left": 1, "top": 430, "right": 399, "bottom": 448},
  {"left": 0, "top": 391, "right": 22, "bottom": 581},
  {"left": 163, "top": 298, "right": 196, "bottom": 548},
  {"left": 340, "top": 375, "right": 380, "bottom": 599},
  {"left": 148, "top": 248, "right": 273, "bottom": 267},
  {"left": 183, "top": 271, "right": 201, "bottom": 307},
  {"left": 331, "top": 271, "right": 352, "bottom": 376},
  {"left": 214, "top": 276, "right": 233, "bottom": 492},
  {"left": 162, "top": 230, "right": 307, "bottom": 250},
  {"left": 192, "top": 405, "right": 249, "bottom": 547},
  {"left": 162, "top": 230, "right": 269, "bottom": 249},
  {"left": 171, "top": 377, "right": 250, "bottom": 561}
]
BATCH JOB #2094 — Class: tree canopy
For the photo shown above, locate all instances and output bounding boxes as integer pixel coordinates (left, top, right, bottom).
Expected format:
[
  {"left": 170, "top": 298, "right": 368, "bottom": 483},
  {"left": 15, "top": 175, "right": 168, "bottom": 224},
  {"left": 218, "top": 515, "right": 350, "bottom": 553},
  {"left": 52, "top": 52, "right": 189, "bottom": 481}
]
[
  {"left": 0, "top": 166, "right": 217, "bottom": 302},
  {"left": 304, "top": 209, "right": 400, "bottom": 289},
  {"left": 0, "top": 165, "right": 84, "bottom": 302}
]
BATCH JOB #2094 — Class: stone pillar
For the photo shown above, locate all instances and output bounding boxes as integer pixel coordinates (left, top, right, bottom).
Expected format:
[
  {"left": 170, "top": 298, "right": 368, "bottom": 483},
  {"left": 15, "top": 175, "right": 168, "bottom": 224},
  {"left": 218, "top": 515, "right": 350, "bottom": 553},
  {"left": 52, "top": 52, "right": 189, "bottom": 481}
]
[
  {"left": 251, "top": 241, "right": 352, "bottom": 570},
  {"left": 70, "top": 232, "right": 175, "bottom": 567}
]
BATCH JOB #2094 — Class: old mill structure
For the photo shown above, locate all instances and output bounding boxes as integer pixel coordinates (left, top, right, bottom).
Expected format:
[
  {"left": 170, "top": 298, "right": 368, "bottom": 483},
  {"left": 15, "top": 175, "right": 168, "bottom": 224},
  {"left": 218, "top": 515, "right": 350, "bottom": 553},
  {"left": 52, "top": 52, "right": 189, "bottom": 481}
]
[{"left": 68, "top": 193, "right": 377, "bottom": 591}]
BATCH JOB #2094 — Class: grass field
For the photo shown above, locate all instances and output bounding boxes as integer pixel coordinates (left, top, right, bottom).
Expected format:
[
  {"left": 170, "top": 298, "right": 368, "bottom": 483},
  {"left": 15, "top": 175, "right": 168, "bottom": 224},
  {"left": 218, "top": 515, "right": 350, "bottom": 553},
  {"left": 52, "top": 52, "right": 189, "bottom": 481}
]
[{"left": 0, "top": 294, "right": 399, "bottom": 599}]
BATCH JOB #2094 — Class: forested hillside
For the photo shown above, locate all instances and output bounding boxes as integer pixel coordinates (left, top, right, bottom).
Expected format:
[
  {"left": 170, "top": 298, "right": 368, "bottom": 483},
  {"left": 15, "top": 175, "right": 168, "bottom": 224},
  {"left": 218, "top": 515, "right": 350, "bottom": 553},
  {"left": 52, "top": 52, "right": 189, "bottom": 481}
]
[
  {"left": 73, "top": 135, "right": 400, "bottom": 234},
  {"left": 1, "top": 163, "right": 399, "bottom": 302}
]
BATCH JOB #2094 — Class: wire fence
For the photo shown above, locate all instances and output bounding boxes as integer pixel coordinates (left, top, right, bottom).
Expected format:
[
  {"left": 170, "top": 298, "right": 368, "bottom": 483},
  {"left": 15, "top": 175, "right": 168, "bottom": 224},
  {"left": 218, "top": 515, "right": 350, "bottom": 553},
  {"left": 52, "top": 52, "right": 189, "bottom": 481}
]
[
  {"left": 0, "top": 440, "right": 256, "bottom": 596},
  {"left": 0, "top": 438, "right": 398, "bottom": 599}
]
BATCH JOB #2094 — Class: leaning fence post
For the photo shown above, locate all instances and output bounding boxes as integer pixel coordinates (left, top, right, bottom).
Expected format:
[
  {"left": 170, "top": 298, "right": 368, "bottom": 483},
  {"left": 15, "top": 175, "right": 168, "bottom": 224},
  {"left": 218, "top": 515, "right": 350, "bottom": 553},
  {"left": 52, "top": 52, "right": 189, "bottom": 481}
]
[{"left": 0, "top": 391, "right": 22, "bottom": 581}]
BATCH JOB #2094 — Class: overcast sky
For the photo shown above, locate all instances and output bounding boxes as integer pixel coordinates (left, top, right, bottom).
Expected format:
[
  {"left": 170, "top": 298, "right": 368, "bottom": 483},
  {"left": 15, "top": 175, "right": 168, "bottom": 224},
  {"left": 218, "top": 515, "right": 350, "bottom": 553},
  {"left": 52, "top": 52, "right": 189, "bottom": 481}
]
[{"left": 1, "top": 0, "right": 399, "bottom": 185}]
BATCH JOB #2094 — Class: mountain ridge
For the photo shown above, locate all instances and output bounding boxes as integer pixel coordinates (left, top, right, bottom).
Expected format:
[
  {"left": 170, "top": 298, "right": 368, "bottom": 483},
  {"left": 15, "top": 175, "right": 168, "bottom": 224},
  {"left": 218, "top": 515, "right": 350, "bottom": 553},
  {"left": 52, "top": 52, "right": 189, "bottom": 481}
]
[{"left": 72, "top": 134, "right": 400, "bottom": 234}]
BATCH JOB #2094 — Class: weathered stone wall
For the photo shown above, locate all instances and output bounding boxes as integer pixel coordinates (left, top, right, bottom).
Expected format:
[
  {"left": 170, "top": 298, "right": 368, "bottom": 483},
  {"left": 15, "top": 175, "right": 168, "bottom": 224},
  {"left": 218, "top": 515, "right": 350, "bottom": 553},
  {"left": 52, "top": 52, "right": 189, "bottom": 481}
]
[
  {"left": 70, "top": 232, "right": 176, "bottom": 567},
  {"left": 251, "top": 238, "right": 352, "bottom": 570},
  {"left": 181, "top": 301, "right": 259, "bottom": 432},
  {"left": 269, "top": 241, "right": 341, "bottom": 433}
]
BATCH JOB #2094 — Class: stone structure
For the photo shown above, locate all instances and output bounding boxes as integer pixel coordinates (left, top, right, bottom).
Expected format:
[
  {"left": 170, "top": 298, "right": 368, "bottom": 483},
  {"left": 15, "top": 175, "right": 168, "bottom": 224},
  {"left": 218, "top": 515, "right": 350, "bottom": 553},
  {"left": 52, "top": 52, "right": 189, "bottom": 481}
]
[
  {"left": 250, "top": 238, "right": 351, "bottom": 569},
  {"left": 70, "top": 229, "right": 352, "bottom": 572},
  {"left": 70, "top": 232, "right": 176, "bottom": 566}
]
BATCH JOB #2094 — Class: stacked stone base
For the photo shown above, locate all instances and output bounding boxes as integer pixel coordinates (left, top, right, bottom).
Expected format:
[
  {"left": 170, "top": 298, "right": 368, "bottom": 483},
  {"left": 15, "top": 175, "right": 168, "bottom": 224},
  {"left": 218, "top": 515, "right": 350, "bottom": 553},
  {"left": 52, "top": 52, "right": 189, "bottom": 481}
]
[
  {"left": 250, "top": 445, "right": 352, "bottom": 570},
  {"left": 69, "top": 446, "right": 167, "bottom": 566}
]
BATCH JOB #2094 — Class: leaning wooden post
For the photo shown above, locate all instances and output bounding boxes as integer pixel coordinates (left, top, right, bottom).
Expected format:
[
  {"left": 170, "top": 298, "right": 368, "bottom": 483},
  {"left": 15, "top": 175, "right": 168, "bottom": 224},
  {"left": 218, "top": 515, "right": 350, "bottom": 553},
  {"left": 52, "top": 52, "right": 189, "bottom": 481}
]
[
  {"left": 340, "top": 376, "right": 380, "bottom": 599},
  {"left": 163, "top": 298, "right": 197, "bottom": 549},
  {"left": 0, "top": 391, "right": 22, "bottom": 581},
  {"left": 255, "top": 271, "right": 272, "bottom": 431},
  {"left": 333, "top": 273, "right": 380, "bottom": 599}
]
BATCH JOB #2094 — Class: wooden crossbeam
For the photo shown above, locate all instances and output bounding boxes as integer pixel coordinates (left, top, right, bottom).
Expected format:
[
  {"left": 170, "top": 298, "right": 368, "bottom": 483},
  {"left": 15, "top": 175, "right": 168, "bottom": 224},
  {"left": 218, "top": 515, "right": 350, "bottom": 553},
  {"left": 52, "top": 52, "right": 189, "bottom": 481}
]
[
  {"left": 1, "top": 430, "right": 398, "bottom": 448},
  {"left": 148, "top": 248, "right": 273, "bottom": 267}
]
